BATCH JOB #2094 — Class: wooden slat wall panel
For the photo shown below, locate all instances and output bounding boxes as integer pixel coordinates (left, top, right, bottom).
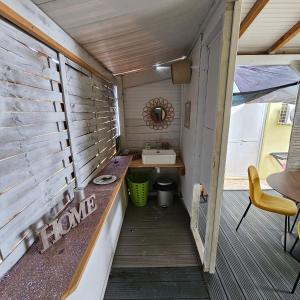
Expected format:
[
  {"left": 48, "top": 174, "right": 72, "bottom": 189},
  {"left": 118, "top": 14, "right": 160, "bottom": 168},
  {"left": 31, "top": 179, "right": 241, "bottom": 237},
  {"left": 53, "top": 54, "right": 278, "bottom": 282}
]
[
  {"left": 123, "top": 79, "right": 181, "bottom": 151},
  {"left": 63, "top": 60, "right": 117, "bottom": 187},
  {"left": 287, "top": 88, "right": 300, "bottom": 170},
  {"left": 0, "top": 19, "right": 74, "bottom": 276}
]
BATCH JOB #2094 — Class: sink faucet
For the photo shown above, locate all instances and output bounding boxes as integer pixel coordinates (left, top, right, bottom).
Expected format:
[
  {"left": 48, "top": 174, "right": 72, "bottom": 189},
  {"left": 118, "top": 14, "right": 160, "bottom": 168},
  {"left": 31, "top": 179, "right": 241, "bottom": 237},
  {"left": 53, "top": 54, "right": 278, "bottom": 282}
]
[
  {"left": 161, "top": 142, "right": 170, "bottom": 149},
  {"left": 155, "top": 141, "right": 161, "bottom": 149}
]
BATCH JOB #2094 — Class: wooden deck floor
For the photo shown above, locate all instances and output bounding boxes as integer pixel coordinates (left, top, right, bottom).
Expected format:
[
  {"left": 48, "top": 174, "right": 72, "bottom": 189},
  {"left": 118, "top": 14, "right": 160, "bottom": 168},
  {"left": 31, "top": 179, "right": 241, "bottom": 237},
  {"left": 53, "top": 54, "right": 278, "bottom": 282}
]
[
  {"left": 105, "top": 190, "right": 300, "bottom": 299},
  {"left": 104, "top": 198, "right": 209, "bottom": 299},
  {"left": 200, "top": 190, "right": 300, "bottom": 300}
]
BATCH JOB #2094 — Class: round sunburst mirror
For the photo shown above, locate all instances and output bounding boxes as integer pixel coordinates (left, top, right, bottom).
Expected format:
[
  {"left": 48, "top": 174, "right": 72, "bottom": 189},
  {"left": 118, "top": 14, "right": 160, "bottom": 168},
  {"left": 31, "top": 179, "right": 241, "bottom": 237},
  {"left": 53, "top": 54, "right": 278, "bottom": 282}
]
[{"left": 142, "top": 97, "right": 175, "bottom": 130}]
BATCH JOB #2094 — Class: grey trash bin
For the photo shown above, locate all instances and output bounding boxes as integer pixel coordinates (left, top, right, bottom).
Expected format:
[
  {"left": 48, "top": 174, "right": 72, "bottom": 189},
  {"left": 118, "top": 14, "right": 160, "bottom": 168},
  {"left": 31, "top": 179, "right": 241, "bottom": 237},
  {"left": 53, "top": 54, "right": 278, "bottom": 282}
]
[{"left": 154, "top": 178, "right": 177, "bottom": 207}]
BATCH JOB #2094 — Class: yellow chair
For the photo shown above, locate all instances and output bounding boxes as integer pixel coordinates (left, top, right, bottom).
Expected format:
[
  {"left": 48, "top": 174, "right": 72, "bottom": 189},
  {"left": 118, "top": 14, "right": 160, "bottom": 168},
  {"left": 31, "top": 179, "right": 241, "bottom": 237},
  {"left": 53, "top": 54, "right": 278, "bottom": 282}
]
[
  {"left": 290, "top": 222, "right": 300, "bottom": 293},
  {"left": 236, "top": 166, "right": 297, "bottom": 252}
]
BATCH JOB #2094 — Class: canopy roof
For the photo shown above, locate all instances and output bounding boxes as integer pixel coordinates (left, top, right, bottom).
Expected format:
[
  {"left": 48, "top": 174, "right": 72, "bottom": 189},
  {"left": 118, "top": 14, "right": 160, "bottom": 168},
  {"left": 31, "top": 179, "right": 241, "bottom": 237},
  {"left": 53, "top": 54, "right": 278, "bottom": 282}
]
[{"left": 233, "top": 65, "right": 300, "bottom": 106}]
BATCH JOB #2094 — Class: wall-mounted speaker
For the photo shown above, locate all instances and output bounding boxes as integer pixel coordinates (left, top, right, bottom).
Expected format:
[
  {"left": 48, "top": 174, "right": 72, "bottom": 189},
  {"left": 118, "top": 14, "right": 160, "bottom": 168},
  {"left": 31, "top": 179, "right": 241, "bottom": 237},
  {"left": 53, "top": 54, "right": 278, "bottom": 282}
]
[{"left": 171, "top": 59, "right": 192, "bottom": 84}]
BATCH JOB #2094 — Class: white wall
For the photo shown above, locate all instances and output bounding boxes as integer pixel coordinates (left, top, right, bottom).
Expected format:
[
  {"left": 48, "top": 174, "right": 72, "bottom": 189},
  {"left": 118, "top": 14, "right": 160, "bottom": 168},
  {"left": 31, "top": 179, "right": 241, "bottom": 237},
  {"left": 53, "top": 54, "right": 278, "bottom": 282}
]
[
  {"left": 180, "top": 2, "right": 227, "bottom": 215},
  {"left": 180, "top": 0, "right": 241, "bottom": 273},
  {"left": 198, "top": 32, "right": 223, "bottom": 193},
  {"left": 123, "top": 71, "right": 181, "bottom": 151},
  {"left": 180, "top": 38, "right": 204, "bottom": 214},
  {"left": 180, "top": 32, "right": 224, "bottom": 215}
]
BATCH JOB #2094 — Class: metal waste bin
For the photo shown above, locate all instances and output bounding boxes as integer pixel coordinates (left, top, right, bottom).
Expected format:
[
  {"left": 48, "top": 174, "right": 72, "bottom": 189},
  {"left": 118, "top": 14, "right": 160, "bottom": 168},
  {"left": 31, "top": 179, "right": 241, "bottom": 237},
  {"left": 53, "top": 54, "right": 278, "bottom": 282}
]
[{"left": 154, "top": 178, "right": 177, "bottom": 207}]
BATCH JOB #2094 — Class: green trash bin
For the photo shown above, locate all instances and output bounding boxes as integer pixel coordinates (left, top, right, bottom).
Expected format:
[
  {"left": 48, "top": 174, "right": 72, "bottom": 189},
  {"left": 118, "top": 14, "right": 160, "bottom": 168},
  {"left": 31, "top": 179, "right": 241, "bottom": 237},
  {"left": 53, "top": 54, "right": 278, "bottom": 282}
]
[{"left": 126, "top": 172, "right": 150, "bottom": 207}]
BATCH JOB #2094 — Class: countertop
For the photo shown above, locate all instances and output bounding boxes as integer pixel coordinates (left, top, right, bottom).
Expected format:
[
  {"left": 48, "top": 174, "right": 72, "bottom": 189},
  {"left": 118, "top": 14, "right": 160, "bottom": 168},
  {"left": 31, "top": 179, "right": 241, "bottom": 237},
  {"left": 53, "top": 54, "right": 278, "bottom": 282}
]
[
  {"left": 0, "top": 156, "right": 131, "bottom": 300},
  {"left": 129, "top": 157, "right": 185, "bottom": 175}
]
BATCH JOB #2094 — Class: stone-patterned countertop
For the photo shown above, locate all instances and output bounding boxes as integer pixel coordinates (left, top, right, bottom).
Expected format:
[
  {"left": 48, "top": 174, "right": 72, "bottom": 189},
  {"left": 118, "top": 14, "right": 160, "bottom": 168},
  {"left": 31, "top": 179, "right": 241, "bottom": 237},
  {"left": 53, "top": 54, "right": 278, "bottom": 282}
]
[{"left": 0, "top": 156, "right": 131, "bottom": 300}]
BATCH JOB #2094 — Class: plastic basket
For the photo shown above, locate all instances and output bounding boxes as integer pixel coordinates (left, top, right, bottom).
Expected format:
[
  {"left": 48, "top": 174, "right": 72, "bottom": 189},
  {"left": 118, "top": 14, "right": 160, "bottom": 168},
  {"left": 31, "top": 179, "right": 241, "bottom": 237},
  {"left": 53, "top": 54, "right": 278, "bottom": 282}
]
[{"left": 126, "top": 172, "right": 150, "bottom": 207}]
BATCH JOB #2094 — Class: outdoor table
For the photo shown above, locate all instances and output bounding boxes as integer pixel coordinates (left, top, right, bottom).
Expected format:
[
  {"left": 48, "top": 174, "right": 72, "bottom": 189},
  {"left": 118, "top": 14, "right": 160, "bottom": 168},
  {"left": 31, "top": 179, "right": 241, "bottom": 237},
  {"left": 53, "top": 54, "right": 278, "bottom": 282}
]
[
  {"left": 270, "top": 152, "right": 288, "bottom": 169},
  {"left": 267, "top": 170, "right": 300, "bottom": 259}
]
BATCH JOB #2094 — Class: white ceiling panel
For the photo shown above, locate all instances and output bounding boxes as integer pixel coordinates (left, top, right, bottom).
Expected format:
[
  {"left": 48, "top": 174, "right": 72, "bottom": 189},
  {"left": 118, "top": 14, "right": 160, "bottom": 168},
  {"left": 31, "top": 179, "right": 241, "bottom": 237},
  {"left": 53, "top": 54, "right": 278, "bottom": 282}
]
[
  {"left": 239, "top": 0, "right": 300, "bottom": 53},
  {"left": 240, "top": 0, "right": 256, "bottom": 21},
  {"left": 32, "top": 0, "right": 213, "bottom": 74}
]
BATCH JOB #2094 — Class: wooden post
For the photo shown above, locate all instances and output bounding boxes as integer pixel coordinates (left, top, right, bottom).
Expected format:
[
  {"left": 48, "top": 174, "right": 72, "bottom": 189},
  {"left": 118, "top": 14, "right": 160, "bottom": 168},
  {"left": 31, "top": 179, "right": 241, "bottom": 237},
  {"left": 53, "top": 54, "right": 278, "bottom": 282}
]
[
  {"left": 58, "top": 53, "right": 80, "bottom": 188},
  {"left": 287, "top": 85, "right": 300, "bottom": 170}
]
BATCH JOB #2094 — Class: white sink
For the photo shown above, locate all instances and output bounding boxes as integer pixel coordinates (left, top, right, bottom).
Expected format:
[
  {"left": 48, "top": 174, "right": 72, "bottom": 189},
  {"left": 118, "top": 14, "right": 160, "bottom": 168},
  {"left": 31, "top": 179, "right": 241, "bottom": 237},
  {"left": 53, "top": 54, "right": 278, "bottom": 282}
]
[{"left": 142, "top": 149, "right": 176, "bottom": 165}]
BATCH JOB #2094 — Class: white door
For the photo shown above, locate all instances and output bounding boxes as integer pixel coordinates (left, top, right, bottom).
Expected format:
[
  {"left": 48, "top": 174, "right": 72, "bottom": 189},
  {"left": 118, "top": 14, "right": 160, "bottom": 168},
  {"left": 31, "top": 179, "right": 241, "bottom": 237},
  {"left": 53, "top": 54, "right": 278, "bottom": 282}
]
[{"left": 225, "top": 103, "right": 266, "bottom": 178}]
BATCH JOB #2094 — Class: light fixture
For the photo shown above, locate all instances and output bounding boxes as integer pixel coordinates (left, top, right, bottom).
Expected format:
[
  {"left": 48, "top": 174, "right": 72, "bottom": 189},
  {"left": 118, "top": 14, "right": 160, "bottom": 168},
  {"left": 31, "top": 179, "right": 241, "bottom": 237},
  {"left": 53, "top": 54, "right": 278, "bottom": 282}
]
[
  {"left": 155, "top": 66, "right": 169, "bottom": 71},
  {"left": 153, "top": 56, "right": 187, "bottom": 70}
]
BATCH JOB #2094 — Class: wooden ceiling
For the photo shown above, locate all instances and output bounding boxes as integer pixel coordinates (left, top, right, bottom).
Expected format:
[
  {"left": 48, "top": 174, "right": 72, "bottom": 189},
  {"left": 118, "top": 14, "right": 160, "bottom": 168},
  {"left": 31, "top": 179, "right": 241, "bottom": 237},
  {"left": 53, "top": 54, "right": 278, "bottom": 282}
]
[
  {"left": 239, "top": 0, "right": 300, "bottom": 54},
  {"left": 32, "top": 0, "right": 213, "bottom": 75}
]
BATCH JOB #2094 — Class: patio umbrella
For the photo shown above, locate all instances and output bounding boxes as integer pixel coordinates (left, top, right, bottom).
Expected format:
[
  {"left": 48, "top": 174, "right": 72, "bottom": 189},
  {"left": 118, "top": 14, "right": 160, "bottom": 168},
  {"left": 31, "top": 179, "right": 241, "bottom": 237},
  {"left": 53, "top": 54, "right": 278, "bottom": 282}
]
[{"left": 233, "top": 65, "right": 300, "bottom": 106}]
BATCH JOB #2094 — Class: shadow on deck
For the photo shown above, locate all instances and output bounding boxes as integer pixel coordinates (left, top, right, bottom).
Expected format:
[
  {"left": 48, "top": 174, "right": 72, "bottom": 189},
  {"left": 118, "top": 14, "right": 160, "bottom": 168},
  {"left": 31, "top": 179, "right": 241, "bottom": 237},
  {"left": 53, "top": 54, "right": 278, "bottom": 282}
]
[{"left": 202, "top": 190, "right": 300, "bottom": 300}]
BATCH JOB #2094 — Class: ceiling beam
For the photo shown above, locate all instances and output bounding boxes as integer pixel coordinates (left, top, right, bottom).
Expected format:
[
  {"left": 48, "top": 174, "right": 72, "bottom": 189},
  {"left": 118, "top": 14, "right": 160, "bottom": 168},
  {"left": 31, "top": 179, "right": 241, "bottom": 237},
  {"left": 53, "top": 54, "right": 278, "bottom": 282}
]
[
  {"left": 239, "top": 0, "right": 269, "bottom": 38},
  {"left": 268, "top": 21, "right": 300, "bottom": 54},
  {"left": 237, "top": 54, "right": 300, "bottom": 66}
]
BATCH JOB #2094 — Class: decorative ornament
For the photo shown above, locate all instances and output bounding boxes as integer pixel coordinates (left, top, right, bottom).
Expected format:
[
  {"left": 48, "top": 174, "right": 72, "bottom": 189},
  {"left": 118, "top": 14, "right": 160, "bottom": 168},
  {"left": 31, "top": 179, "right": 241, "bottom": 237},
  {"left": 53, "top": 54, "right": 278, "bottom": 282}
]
[
  {"left": 38, "top": 194, "right": 97, "bottom": 253},
  {"left": 142, "top": 97, "right": 175, "bottom": 130},
  {"left": 184, "top": 101, "right": 191, "bottom": 129}
]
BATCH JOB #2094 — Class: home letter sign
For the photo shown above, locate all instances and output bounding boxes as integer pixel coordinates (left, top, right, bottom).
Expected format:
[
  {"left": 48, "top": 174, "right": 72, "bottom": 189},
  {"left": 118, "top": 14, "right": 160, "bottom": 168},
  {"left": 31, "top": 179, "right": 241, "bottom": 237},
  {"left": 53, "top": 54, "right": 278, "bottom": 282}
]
[{"left": 39, "top": 194, "right": 97, "bottom": 253}]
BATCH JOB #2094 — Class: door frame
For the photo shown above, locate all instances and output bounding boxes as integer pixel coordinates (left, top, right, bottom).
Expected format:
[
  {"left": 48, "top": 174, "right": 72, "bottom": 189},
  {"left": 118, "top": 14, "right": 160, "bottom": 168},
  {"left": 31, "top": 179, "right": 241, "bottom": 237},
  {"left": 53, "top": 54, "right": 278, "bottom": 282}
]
[{"left": 201, "top": 0, "right": 241, "bottom": 273}]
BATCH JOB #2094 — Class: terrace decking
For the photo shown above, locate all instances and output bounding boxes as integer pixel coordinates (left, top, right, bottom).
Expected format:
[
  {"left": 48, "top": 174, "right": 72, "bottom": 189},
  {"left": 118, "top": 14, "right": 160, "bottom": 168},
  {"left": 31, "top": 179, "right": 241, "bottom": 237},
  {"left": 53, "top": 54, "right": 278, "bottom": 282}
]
[
  {"left": 105, "top": 190, "right": 300, "bottom": 300},
  {"left": 202, "top": 191, "right": 300, "bottom": 300},
  {"left": 104, "top": 198, "right": 209, "bottom": 299}
]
